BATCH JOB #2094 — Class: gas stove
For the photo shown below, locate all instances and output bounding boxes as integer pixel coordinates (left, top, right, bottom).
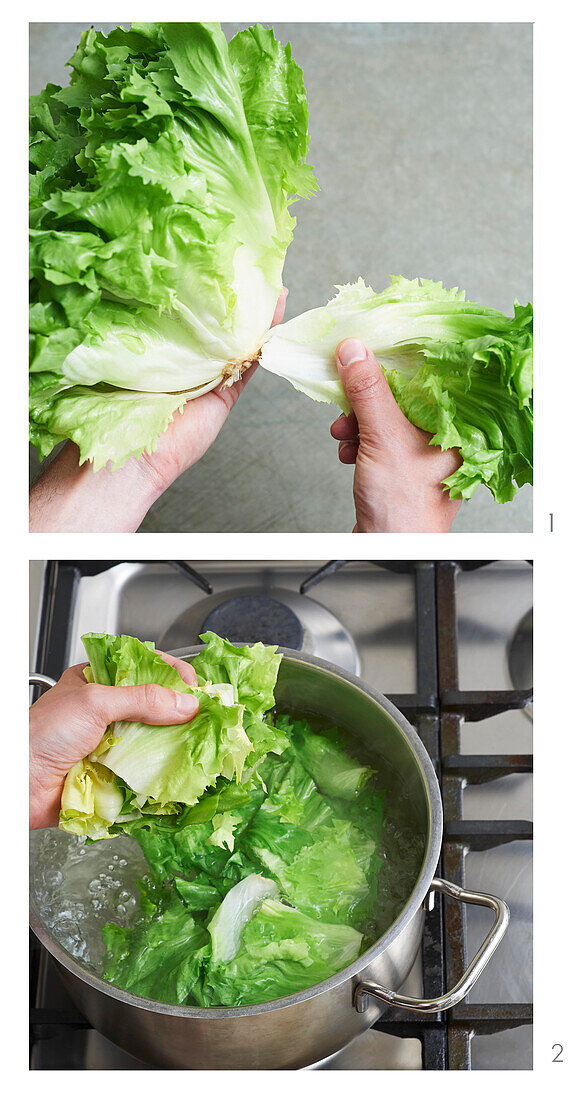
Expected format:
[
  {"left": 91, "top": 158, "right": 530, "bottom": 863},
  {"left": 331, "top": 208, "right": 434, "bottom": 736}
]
[{"left": 30, "top": 559, "right": 533, "bottom": 1070}]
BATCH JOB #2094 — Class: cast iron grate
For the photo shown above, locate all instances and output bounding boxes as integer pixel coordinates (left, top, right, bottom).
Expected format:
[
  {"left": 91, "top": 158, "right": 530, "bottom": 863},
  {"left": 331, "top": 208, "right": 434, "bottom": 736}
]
[{"left": 30, "top": 559, "right": 533, "bottom": 1070}]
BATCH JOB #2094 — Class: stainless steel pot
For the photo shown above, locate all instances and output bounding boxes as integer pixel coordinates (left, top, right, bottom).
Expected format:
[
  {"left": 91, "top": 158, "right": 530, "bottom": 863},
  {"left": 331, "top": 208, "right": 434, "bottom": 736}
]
[{"left": 29, "top": 648, "right": 509, "bottom": 1069}]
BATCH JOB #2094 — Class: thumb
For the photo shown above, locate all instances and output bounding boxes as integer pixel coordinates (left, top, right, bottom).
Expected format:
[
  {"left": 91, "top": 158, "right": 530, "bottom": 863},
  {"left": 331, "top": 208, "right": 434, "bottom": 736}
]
[
  {"left": 336, "top": 339, "right": 407, "bottom": 448},
  {"left": 84, "top": 682, "right": 199, "bottom": 727}
]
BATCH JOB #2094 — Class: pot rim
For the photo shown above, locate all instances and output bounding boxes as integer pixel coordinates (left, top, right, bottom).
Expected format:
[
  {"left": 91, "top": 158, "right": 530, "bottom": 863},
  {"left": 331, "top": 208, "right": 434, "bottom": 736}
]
[{"left": 29, "top": 645, "right": 443, "bottom": 1019}]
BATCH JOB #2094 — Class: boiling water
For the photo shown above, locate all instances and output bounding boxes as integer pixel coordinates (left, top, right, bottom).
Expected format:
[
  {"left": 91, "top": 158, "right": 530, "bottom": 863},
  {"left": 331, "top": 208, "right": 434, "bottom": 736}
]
[{"left": 30, "top": 828, "right": 149, "bottom": 972}]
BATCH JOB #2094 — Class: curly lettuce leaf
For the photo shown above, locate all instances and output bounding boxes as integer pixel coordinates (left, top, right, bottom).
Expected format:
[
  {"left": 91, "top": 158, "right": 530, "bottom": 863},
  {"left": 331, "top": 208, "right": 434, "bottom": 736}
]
[
  {"left": 275, "top": 714, "right": 373, "bottom": 800},
  {"left": 243, "top": 752, "right": 379, "bottom": 927},
  {"left": 59, "top": 632, "right": 260, "bottom": 838},
  {"left": 118, "top": 781, "right": 266, "bottom": 885},
  {"left": 102, "top": 879, "right": 210, "bottom": 1005},
  {"left": 192, "top": 632, "right": 288, "bottom": 768},
  {"left": 199, "top": 897, "right": 362, "bottom": 1007},
  {"left": 29, "top": 383, "right": 198, "bottom": 470},
  {"left": 192, "top": 631, "right": 282, "bottom": 715},
  {"left": 261, "top": 276, "right": 533, "bottom": 502}
]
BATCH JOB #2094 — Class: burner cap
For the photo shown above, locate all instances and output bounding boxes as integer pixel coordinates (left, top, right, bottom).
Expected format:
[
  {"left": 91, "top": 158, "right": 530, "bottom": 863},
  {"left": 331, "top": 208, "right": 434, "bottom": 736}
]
[
  {"left": 201, "top": 595, "right": 304, "bottom": 650},
  {"left": 507, "top": 608, "right": 533, "bottom": 690}
]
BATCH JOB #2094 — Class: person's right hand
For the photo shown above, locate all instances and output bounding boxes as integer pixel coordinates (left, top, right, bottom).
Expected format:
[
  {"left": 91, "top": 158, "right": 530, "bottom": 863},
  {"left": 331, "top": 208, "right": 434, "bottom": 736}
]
[
  {"left": 330, "top": 339, "right": 462, "bottom": 532},
  {"left": 29, "top": 652, "right": 199, "bottom": 830}
]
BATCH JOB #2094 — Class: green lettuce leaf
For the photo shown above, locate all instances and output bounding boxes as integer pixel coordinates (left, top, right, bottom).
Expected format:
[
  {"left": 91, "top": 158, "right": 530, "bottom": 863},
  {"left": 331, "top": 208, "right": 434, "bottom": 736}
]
[
  {"left": 172, "top": 875, "right": 222, "bottom": 912},
  {"left": 118, "top": 780, "right": 266, "bottom": 886},
  {"left": 30, "top": 22, "right": 316, "bottom": 470},
  {"left": 102, "top": 878, "right": 210, "bottom": 1005},
  {"left": 192, "top": 631, "right": 282, "bottom": 715},
  {"left": 243, "top": 751, "right": 379, "bottom": 927},
  {"left": 275, "top": 714, "right": 373, "bottom": 800},
  {"left": 192, "top": 632, "right": 289, "bottom": 768},
  {"left": 199, "top": 897, "right": 362, "bottom": 1006},
  {"left": 257, "top": 753, "right": 336, "bottom": 832},
  {"left": 29, "top": 383, "right": 193, "bottom": 470},
  {"left": 59, "top": 632, "right": 268, "bottom": 838},
  {"left": 260, "top": 276, "right": 533, "bottom": 502},
  {"left": 274, "top": 819, "right": 375, "bottom": 926}
]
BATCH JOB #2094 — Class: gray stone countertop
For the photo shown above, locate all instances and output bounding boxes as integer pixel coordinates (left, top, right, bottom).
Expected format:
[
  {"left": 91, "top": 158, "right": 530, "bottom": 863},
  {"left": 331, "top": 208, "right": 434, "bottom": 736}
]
[{"left": 29, "top": 22, "right": 532, "bottom": 532}]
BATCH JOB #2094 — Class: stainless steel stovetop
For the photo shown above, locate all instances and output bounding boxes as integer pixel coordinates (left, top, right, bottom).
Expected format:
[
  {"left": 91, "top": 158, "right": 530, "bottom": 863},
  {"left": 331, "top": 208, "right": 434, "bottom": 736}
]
[{"left": 31, "top": 560, "right": 533, "bottom": 1070}]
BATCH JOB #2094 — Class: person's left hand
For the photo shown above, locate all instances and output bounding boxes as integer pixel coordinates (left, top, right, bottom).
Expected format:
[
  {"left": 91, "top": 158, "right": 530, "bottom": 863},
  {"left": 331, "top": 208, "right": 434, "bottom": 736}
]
[
  {"left": 146, "top": 289, "right": 289, "bottom": 491},
  {"left": 29, "top": 652, "right": 199, "bottom": 829},
  {"left": 29, "top": 290, "right": 288, "bottom": 533}
]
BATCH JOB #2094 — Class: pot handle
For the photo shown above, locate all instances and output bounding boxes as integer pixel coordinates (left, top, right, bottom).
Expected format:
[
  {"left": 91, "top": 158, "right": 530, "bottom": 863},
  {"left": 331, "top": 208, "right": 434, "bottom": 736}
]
[
  {"left": 29, "top": 673, "right": 57, "bottom": 692},
  {"left": 354, "top": 876, "right": 509, "bottom": 1014}
]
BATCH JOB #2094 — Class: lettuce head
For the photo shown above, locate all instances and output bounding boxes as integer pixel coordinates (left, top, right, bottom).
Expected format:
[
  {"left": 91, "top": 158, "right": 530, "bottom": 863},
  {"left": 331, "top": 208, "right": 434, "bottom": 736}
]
[{"left": 30, "top": 22, "right": 316, "bottom": 470}]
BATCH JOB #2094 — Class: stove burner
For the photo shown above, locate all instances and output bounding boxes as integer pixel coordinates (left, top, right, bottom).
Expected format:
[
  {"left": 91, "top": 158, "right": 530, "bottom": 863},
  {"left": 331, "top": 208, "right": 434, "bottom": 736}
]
[
  {"left": 507, "top": 608, "right": 533, "bottom": 691},
  {"left": 158, "top": 586, "right": 360, "bottom": 674},
  {"left": 201, "top": 595, "right": 304, "bottom": 650}
]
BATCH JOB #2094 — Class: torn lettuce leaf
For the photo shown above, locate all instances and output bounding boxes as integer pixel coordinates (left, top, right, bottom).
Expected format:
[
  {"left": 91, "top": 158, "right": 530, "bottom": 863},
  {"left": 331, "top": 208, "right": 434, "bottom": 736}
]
[
  {"left": 59, "top": 631, "right": 285, "bottom": 839},
  {"left": 192, "top": 632, "right": 288, "bottom": 769},
  {"left": 208, "top": 873, "right": 279, "bottom": 963},
  {"left": 199, "top": 897, "right": 363, "bottom": 1006},
  {"left": 274, "top": 714, "right": 374, "bottom": 801},
  {"left": 116, "top": 781, "right": 266, "bottom": 886},
  {"left": 192, "top": 632, "right": 282, "bottom": 715},
  {"left": 102, "top": 878, "right": 210, "bottom": 1005},
  {"left": 206, "top": 812, "right": 241, "bottom": 852},
  {"left": 243, "top": 752, "right": 379, "bottom": 927},
  {"left": 260, "top": 276, "right": 533, "bottom": 502}
]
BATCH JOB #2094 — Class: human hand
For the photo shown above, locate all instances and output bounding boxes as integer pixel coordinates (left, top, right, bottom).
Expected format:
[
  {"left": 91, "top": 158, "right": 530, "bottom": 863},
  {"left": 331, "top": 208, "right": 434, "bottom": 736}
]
[
  {"left": 29, "top": 290, "right": 288, "bottom": 533},
  {"left": 146, "top": 288, "right": 289, "bottom": 489},
  {"left": 29, "top": 652, "right": 198, "bottom": 829},
  {"left": 330, "top": 339, "right": 462, "bottom": 532}
]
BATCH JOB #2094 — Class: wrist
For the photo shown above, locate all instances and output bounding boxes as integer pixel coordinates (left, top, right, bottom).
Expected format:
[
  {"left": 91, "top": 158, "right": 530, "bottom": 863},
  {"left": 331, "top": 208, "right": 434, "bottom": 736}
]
[
  {"left": 30, "top": 443, "right": 171, "bottom": 532},
  {"left": 135, "top": 445, "right": 181, "bottom": 502},
  {"left": 355, "top": 485, "right": 460, "bottom": 533},
  {"left": 29, "top": 748, "right": 63, "bottom": 829}
]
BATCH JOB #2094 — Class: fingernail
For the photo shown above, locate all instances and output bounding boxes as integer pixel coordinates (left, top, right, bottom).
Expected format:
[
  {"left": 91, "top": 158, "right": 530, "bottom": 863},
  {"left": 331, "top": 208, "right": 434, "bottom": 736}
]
[
  {"left": 175, "top": 691, "right": 197, "bottom": 714},
  {"left": 337, "top": 339, "right": 366, "bottom": 367}
]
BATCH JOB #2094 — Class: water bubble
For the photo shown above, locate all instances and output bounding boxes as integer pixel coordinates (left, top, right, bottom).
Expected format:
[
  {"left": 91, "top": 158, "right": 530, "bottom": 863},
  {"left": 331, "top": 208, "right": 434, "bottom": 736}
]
[{"left": 29, "top": 828, "right": 148, "bottom": 972}]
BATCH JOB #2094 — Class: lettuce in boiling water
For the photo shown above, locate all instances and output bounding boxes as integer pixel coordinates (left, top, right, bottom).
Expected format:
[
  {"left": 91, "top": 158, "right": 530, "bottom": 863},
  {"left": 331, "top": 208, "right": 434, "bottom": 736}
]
[
  {"left": 56, "top": 636, "right": 402, "bottom": 1008},
  {"left": 200, "top": 897, "right": 363, "bottom": 1007}
]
